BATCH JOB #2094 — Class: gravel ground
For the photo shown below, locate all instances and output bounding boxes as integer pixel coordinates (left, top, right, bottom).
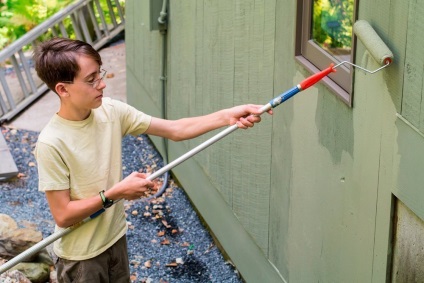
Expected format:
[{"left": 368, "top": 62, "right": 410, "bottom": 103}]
[{"left": 0, "top": 126, "right": 243, "bottom": 283}]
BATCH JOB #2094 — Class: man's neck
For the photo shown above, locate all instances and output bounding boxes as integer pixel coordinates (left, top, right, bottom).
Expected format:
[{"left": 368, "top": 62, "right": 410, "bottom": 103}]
[{"left": 57, "top": 107, "right": 91, "bottom": 121}]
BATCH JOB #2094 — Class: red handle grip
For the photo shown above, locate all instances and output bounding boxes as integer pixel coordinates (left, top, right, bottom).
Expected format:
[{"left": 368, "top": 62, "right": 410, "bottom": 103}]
[{"left": 299, "top": 64, "right": 336, "bottom": 90}]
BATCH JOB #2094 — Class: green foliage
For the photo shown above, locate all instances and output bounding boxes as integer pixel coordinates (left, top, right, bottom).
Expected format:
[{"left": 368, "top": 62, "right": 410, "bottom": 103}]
[
  {"left": 0, "top": 0, "right": 73, "bottom": 48},
  {"left": 0, "top": 0, "right": 126, "bottom": 49},
  {"left": 312, "top": 0, "right": 354, "bottom": 50}
]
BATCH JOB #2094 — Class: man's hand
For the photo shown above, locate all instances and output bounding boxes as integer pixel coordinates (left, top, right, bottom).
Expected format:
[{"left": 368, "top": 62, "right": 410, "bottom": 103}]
[
  {"left": 228, "top": 104, "right": 273, "bottom": 129},
  {"left": 113, "top": 172, "right": 154, "bottom": 200}
]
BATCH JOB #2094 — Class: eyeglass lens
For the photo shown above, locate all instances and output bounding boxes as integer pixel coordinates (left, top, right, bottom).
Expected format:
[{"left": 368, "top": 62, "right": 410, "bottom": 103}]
[{"left": 92, "top": 69, "right": 107, "bottom": 88}]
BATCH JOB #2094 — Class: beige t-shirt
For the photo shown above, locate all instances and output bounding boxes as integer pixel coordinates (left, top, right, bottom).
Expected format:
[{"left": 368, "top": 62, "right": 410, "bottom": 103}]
[{"left": 35, "top": 97, "right": 151, "bottom": 260}]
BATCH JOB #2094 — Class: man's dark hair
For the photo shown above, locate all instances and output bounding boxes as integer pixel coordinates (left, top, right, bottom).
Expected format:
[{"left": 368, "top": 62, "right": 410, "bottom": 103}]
[{"left": 33, "top": 37, "right": 102, "bottom": 93}]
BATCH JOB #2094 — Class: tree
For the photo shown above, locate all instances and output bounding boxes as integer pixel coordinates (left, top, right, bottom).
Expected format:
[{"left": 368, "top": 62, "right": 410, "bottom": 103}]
[
  {"left": 313, "top": 0, "right": 354, "bottom": 50},
  {"left": 0, "top": 0, "right": 73, "bottom": 49}
]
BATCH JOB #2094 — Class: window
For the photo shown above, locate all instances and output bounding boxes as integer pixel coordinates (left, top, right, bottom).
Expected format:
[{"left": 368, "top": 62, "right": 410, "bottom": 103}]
[{"left": 296, "top": 0, "right": 357, "bottom": 106}]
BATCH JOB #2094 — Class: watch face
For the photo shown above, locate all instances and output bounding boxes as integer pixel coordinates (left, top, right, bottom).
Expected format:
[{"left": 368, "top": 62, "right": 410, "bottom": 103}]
[{"left": 104, "top": 201, "right": 113, "bottom": 208}]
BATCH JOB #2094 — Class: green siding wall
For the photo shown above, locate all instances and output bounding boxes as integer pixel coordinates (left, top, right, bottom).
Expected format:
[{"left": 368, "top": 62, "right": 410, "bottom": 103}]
[
  {"left": 126, "top": 0, "right": 424, "bottom": 282},
  {"left": 167, "top": 0, "right": 276, "bottom": 256}
]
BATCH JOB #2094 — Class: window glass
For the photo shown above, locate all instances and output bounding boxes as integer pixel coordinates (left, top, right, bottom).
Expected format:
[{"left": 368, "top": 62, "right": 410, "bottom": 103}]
[
  {"left": 312, "top": 0, "right": 354, "bottom": 64},
  {"left": 296, "top": 0, "right": 357, "bottom": 105}
]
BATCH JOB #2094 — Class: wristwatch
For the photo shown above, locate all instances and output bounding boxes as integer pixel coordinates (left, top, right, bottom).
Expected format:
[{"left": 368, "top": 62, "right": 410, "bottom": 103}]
[{"left": 99, "top": 190, "right": 114, "bottom": 208}]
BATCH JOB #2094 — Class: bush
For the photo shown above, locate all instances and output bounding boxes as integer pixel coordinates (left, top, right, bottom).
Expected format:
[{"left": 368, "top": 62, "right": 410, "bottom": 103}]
[
  {"left": 0, "top": 0, "right": 74, "bottom": 49},
  {"left": 313, "top": 0, "right": 354, "bottom": 50}
]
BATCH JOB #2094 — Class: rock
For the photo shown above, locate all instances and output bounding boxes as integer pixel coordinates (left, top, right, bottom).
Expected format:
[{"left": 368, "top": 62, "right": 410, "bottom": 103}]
[
  {"left": 10, "top": 262, "right": 50, "bottom": 283},
  {"left": 50, "top": 268, "right": 58, "bottom": 283},
  {"left": 0, "top": 228, "right": 42, "bottom": 261},
  {"left": 0, "top": 214, "right": 46, "bottom": 262},
  {"left": 0, "top": 269, "right": 31, "bottom": 283},
  {"left": 0, "top": 214, "right": 55, "bottom": 282},
  {"left": 34, "top": 249, "right": 54, "bottom": 266},
  {"left": 0, "top": 214, "right": 18, "bottom": 237}
]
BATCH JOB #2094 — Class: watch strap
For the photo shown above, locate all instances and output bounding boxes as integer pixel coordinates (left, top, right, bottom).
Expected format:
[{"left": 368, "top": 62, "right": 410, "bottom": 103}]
[{"left": 99, "top": 190, "right": 113, "bottom": 208}]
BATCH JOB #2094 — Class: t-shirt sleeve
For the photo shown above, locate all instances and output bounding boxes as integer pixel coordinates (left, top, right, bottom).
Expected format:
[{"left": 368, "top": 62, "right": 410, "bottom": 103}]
[
  {"left": 35, "top": 141, "right": 70, "bottom": 192},
  {"left": 112, "top": 99, "right": 152, "bottom": 136}
]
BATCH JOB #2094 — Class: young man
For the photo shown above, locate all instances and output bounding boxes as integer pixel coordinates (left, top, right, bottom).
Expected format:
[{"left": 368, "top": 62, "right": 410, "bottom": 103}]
[{"left": 33, "top": 37, "right": 271, "bottom": 282}]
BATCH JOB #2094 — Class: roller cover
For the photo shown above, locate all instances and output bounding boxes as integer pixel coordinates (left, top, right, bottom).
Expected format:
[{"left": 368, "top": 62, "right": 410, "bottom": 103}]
[{"left": 353, "top": 20, "right": 394, "bottom": 65}]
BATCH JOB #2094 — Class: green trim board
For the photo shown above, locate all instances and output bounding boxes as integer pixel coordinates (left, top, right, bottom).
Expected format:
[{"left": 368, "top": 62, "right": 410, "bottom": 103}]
[{"left": 393, "top": 114, "right": 424, "bottom": 221}]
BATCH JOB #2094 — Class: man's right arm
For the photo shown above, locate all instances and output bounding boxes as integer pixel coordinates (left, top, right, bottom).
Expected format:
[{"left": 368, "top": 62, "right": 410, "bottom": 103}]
[{"left": 45, "top": 172, "right": 154, "bottom": 228}]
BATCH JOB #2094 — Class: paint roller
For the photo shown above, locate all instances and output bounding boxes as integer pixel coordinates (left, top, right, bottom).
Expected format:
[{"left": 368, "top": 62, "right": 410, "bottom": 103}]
[
  {"left": 263, "top": 20, "right": 394, "bottom": 109},
  {"left": 0, "top": 20, "right": 394, "bottom": 274},
  {"left": 354, "top": 20, "right": 393, "bottom": 66},
  {"left": 333, "top": 20, "right": 394, "bottom": 74}
]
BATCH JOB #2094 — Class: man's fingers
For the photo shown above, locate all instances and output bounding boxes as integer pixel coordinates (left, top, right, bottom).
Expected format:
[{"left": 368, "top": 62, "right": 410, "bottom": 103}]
[
  {"left": 247, "top": 115, "right": 261, "bottom": 123},
  {"left": 135, "top": 171, "right": 150, "bottom": 178}
]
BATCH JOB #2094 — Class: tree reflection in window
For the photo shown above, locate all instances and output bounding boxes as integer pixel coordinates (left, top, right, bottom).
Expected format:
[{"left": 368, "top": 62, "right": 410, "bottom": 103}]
[{"left": 312, "top": 0, "right": 354, "bottom": 63}]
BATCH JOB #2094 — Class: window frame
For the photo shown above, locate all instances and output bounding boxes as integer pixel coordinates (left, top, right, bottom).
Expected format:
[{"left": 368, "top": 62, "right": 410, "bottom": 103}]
[{"left": 295, "top": 0, "right": 358, "bottom": 106}]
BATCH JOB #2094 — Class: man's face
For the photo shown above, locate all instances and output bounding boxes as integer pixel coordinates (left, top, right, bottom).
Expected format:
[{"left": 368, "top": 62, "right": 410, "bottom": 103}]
[{"left": 63, "top": 55, "right": 106, "bottom": 111}]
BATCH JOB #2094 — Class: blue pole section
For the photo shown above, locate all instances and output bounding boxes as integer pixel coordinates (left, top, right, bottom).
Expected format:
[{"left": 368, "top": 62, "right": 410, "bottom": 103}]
[{"left": 269, "top": 85, "right": 301, "bottom": 108}]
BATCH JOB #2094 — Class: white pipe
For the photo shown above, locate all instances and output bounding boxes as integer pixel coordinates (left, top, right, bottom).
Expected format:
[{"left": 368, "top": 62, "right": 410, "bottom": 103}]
[{"left": 158, "top": 0, "right": 168, "bottom": 24}]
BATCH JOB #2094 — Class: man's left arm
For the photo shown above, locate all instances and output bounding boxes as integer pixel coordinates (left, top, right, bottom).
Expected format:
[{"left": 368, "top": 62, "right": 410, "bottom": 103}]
[{"left": 144, "top": 104, "right": 272, "bottom": 141}]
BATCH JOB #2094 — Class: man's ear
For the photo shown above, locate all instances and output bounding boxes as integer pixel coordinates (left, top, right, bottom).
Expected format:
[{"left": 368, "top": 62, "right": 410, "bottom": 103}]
[{"left": 55, "top": 83, "right": 69, "bottom": 97}]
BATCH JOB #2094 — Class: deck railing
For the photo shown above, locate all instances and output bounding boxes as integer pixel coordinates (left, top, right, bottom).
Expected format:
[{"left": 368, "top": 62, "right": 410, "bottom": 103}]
[{"left": 0, "top": 0, "right": 125, "bottom": 123}]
